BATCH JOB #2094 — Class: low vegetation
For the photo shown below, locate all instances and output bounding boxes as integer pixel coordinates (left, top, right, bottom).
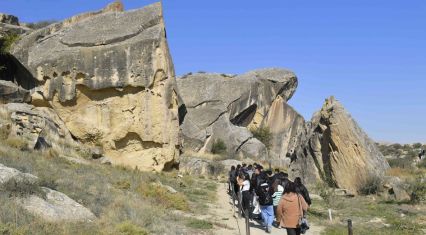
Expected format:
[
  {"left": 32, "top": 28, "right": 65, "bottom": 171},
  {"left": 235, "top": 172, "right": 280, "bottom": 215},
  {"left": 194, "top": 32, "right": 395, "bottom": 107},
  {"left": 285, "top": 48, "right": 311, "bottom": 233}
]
[
  {"left": 250, "top": 126, "right": 272, "bottom": 149},
  {"left": 0, "top": 135, "right": 218, "bottom": 234},
  {"left": 211, "top": 138, "right": 227, "bottom": 155},
  {"left": 25, "top": 20, "right": 57, "bottom": 30},
  {"left": 0, "top": 33, "right": 19, "bottom": 54}
]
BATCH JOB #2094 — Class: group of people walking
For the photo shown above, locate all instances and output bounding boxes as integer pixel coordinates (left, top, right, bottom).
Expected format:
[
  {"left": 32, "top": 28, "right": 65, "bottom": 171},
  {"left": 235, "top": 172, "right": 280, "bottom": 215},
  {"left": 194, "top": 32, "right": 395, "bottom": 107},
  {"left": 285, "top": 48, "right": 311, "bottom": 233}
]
[{"left": 228, "top": 163, "right": 311, "bottom": 235}]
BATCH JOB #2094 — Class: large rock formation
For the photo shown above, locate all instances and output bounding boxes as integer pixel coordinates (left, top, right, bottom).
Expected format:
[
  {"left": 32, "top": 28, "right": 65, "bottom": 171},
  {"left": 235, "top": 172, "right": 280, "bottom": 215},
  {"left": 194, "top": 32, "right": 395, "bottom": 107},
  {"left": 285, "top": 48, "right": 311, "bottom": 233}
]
[
  {"left": 261, "top": 96, "right": 305, "bottom": 166},
  {"left": 11, "top": 2, "right": 180, "bottom": 171},
  {"left": 177, "top": 69, "right": 297, "bottom": 160},
  {"left": 291, "top": 96, "right": 390, "bottom": 194}
]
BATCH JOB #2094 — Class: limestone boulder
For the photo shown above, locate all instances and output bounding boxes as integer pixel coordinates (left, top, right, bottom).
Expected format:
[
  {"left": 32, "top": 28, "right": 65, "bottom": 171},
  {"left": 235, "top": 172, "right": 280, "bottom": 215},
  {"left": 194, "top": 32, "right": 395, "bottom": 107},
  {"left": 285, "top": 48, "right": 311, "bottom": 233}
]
[
  {"left": 18, "top": 187, "right": 96, "bottom": 222},
  {"left": 0, "top": 103, "right": 75, "bottom": 149},
  {"left": 11, "top": 2, "right": 180, "bottom": 171},
  {"left": 177, "top": 69, "right": 297, "bottom": 160},
  {"left": 0, "top": 163, "right": 38, "bottom": 188},
  {"left": 291, "top": 96, "right": 390, "bottom": 194},
  {"left": 0, "top": 80, "right": 31, "bottom": 103}
]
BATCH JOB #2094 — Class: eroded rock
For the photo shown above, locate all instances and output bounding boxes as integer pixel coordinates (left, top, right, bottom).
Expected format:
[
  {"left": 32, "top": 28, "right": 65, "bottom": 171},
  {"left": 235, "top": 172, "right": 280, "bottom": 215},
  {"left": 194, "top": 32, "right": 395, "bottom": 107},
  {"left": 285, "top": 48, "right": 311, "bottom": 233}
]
[
  {"left": 0, "top": 80, "right": 31, "bottom": 104},
  {"left": 177, "top": 69, "right": 297, "bottom": 160},
  {"left": 291, "top": 96, "right": 390, "bottom": 194},
  {"left": 11, "top": 2, "right": 180, "bottom": 171}
]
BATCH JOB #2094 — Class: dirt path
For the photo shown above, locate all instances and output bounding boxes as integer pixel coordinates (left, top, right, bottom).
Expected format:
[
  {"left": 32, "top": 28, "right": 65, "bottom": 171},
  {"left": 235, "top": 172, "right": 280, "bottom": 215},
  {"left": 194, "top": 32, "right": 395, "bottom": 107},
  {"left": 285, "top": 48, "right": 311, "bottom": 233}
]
[{"left": 210, "top": 183, "right": 324, "bottom": 235}]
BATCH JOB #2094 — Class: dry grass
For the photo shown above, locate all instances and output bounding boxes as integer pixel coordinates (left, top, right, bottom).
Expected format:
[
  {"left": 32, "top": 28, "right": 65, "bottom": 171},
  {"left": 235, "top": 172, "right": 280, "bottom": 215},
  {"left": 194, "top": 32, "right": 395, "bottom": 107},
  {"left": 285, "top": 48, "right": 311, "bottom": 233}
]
[{"left": 0, "top": 141, "right": 216, "bottom": 234}]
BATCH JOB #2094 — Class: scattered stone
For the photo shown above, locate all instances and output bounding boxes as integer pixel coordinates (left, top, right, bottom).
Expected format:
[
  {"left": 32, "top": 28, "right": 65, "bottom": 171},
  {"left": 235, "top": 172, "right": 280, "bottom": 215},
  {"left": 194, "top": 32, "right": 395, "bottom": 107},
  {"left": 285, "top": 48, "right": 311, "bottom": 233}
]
[
  {"left": 0, "top": 80, "right": 31, "bottom": 104},
  {"left": 18, "top": 187, "right": 96, "bottom": 222},
  {"left": 0, "top": 163, "right": 38, "bottom": 187}
]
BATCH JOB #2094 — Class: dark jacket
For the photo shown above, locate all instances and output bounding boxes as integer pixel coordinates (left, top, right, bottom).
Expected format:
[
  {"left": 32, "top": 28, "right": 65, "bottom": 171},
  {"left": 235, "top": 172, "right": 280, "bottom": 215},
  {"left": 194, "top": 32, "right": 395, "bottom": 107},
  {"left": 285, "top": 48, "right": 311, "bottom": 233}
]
[{"left": 295, "top": 184, "right": 312, "bottom": 206}]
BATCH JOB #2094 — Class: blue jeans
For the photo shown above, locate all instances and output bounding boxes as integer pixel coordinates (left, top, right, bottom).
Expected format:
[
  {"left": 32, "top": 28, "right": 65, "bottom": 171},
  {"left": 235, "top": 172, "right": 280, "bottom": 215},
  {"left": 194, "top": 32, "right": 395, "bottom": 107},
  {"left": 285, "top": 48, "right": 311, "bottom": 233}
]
[{"left": 260, "top": 205, "right": 274, "bottom": 227}]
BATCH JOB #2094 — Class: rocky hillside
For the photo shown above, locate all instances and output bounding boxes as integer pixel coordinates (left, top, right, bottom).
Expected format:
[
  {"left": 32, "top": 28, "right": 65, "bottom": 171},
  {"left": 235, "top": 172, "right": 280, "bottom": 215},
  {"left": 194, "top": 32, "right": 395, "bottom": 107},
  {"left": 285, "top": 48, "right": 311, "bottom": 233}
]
[{"left": 1, "top": 0, "right": 419, "bottom": 221}]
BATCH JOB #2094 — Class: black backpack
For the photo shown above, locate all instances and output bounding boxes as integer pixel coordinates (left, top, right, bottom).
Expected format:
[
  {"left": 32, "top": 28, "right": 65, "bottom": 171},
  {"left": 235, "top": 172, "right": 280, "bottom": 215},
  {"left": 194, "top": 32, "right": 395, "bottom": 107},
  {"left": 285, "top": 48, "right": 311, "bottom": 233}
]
[{"left": 257, "top": 183, "right": 273, "bottom": 205}]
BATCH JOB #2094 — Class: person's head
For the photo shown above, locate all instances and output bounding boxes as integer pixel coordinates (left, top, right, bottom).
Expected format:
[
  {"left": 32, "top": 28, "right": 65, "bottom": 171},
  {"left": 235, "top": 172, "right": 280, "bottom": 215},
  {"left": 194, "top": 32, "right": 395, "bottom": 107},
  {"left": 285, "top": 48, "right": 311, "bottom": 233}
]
[
  {"left": 255, "top": 165, "right": 263, "bottom": 175},
  {"left": 265, "top": 170, "right": 273, "bottom": 177},
  {"left": 272, "top": 178, "right": 282, "bottom": 191},
  {"left": 294, "top": 177, "right": 302, "bottom": 186},
  {"left": 231, "top": 166, "right": 235, "bottom": 171},
  {"left": 242, "top": 163, "right": 247, "bottom": 168},
  {"left": 236, "top": 164, "right": 241, "bottom": 170},
  {"left": 238, "top": 172, "right": 246, "bottom": 180},
  {"left": 283, "top": 172, "right": 289, "bottom": 178},
  {"left": 284, "top": 181, "right": 297, "bottom": 194},
  {"left": 274, "top": 168, "right": 280, "bottom": 174},
  {"left": 248, "top": 165, "right": 253, "bottom": 170}
]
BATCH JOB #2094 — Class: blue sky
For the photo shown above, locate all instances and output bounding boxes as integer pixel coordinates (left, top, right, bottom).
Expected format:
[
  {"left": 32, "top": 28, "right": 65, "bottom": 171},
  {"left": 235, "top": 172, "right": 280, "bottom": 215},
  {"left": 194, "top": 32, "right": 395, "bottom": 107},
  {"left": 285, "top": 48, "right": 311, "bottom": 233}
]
[{"left": 2, "top": 0, "right": 425, "bottom": 143}]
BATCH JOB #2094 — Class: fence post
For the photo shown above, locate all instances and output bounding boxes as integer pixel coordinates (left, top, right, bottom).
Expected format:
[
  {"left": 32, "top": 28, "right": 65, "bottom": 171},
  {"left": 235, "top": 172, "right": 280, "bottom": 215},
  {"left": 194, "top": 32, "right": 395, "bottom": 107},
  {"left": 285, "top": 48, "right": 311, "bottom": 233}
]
[
  {"left": 347, "top": 219, "right": 353, "bottom": 235},
  {"left": 245, "top": 209, "right": 250, "bottom": 235}
]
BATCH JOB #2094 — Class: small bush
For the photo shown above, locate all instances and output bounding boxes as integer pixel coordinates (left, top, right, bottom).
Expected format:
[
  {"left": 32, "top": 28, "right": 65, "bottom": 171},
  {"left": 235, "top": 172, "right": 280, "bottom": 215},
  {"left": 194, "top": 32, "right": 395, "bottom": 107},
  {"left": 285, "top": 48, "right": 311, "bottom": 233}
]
[
  {"left": 116, "top": 221, "right": 148, "bottom": 235},
  {"left": 185, "top": 219, "right": 213, "bottom": 229},
  {"left": 407, "top": 177, "right": 426, "bottom": 204},
  {"left": 138, "top": 183, "right": 189, "bottom": 211},
  {"left": 250, "top": 126, "right": 272, "bottom": 149},
  {"left": 114, "top": 180, "right": 131, "bottom": 190},
  {"left": 0, "top": 178, "right": 44, "bottom": 198},
  {"left": 0, "top": 33, "right": 19, "bottom": 54},
  {"left": 358, "top": 174, "right": 383, "bottom": 195},
  {"left": 211, "top": 139, "right": 227, "bottom": 155},
  {"left": 26, "top": 20, "right": 56, "bottom": 30},
  {"left": 5, "top": 136, "right": 28, "bottom": 150}
]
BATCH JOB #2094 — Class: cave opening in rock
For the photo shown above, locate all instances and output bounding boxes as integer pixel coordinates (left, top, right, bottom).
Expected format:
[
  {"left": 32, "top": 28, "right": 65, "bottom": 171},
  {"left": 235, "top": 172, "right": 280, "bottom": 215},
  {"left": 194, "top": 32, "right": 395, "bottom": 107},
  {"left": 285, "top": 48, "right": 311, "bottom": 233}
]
[
  {"left": 230, "top": 104, "right": 257, "bottom": 127},
  {"left": 0, "top": 53, "right": 38, "bottom": 90}
]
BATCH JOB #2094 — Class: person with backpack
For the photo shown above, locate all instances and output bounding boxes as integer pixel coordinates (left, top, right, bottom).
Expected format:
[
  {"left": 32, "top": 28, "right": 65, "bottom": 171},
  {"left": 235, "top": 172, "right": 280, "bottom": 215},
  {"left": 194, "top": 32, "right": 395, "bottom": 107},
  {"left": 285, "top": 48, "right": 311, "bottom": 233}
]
[
  {"left": 276, "top": 182, "right": 309, "bottom": 235},
  {"left": 294, "top": 177, "right": 312, "bottom": 206},
  {"left": 255, "top": 173, "right": 274, "bottom": 233}
]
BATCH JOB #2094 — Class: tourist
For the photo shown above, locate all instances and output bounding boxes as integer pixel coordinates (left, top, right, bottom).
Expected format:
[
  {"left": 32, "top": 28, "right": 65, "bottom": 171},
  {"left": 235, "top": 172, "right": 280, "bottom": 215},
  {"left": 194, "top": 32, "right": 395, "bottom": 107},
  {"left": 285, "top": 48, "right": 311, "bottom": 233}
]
[
  {"left": 272, "top": 178, "right": 284, "bottom": 228},
  {"left": 276, "top": 182, "right": 309, "bottom": 235},
  {"left": 237, "top": 171, "right": 251, "bottom": 218},
  {"left": 294, "top": 177, "right": 312, "bottom": 206},
  {"left": 255, "top": 174, "right": 274, "bottom": 233},
  {"left": 280, "top": 172, "right": 290, "bottom": 192},
  {"left": 246, "top": 164, "right": 254, "bottom": 179},
  {"left": 228, "top": 166, "right": 236, "bottom": 193}
]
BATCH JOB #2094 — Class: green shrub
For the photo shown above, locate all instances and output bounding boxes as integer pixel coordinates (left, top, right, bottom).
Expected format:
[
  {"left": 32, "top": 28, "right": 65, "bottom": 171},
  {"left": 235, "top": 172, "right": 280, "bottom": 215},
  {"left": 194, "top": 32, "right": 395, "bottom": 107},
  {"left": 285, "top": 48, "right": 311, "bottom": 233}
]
[
  {"left": 116, "top": 221, "right": 148, "bottom": 235},
  {"left": 358, "top": 174, "right": 383, "bottom": 195},
  {"left": 138, "top": 183, "right": 189, "bottom": 211},
  {"left": 185, "top": 219, "right": 213, "bottom": 229},
  {"left": 250, "top": 126, "right": 272, "bottom": 149},
  {"left": 26, "top": 20, "right": 56, "bottom": 29},
  {"left": 211, "top": 139, "right": 227, "bottom": 155},
  {"left": 407, "top": 177, "right": 426, "bottom": 204},
  {"left": 413, "top": 143, "right": 422, "bottom": 149},
  {"left": 0, "top": 33, "right": 19, "bottom": 54}
]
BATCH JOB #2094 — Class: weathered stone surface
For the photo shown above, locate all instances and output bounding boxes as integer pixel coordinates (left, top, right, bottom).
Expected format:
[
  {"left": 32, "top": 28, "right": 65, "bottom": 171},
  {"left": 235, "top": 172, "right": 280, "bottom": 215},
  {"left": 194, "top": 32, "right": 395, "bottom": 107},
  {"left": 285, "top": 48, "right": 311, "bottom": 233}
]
[
  {"left": 18, "top": 187, "right": 96, "bottom": 222},
  {"left": 291, "top": 96, "right": 390, "bottom": 194},
  {"left": 179, "top": 157, "right": 225, "bottom": 176},
  {"left": 177, "top": 69, "right": 297, "bottom": 160},
  {"left": 0, "top": 103, "right": 75, "bottom": 149},
  {"left": 11, "top": 2, "right": 180, "bottom": 171},
  {"left": 1, "top": 164, "right": 95, "bottom": 222},
  {"left": 261, "top": 96, "right": 305, "bottom": 167},
  {"left": 0, "top": 163, "right": 38, "bottom": 187},
  {"left": 383, "top": 176, "right": 411, "bottom": 202},
  {"left": 0, "top": 80, "right": 31, "bottom": 103}
]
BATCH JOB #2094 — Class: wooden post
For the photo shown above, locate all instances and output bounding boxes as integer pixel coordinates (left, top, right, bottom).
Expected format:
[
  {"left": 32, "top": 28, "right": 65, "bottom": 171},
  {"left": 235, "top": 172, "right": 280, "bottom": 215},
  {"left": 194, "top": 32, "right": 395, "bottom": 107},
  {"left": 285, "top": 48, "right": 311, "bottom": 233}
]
[
  {"left": 348, "top": 219, "right": 353, "bottom": 235},
  {"left": 245, "top": 209, "right": 250, "bottom": 235}
]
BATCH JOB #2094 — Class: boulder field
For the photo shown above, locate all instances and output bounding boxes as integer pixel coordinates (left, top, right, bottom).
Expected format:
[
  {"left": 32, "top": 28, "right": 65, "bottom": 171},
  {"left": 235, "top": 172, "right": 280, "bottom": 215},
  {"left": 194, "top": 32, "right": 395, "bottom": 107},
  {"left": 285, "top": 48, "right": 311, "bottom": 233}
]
[{"left": 1, "top": 1, "right": 391, "bottom": 194}]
